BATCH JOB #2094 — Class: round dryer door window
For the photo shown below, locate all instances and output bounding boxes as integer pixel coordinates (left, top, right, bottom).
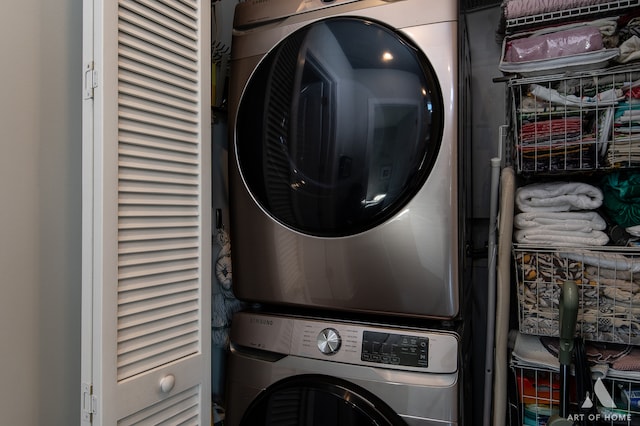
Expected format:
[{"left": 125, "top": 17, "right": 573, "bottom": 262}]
[
  {"left": 239, "top": 374, "right": 406, "bottom": 426},
  {"left": 235, "top": 17, "right": 444, "bottom": 237}
]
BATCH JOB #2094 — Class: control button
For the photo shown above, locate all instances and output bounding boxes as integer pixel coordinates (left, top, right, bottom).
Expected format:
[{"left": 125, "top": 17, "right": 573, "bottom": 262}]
[{"left": 317, "top": 328, "right": 341, "bottom": 355}]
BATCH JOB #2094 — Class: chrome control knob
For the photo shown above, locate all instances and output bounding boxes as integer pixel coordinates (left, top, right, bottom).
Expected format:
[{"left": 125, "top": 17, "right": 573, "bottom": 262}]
[{"left": 317, "top": 328, "right": 341, "bottom": 355}]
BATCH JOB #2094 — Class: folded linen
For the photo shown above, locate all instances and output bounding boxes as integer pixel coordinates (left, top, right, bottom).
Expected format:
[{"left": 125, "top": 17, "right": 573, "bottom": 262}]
[
  {"left": 514, "top": 228, "right": 609, "bottom": 246},
  {"left": 516, "top": 181, "right": 604, "bottom": 212},
  {"left": 519, "top": 117, "right": 583, "bottom": 144},
  {"left": 585, "top": 265, "right": 638, "bottom": 283},
  {"left": 560, "top": 250, "right": 640, "bottom": 273},
  {"left": 530, "top": 84, "right": 623, "bottom": 107},
  {"left": 514, "top": 211, "right": 607, "bottom": 232}
]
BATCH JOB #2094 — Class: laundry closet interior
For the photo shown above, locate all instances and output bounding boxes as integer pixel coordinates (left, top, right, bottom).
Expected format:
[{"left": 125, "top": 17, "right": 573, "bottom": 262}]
[
  {"left": 206, "top": 0, "right": 640, "bottom": 425},
  {"left": 66, "top": 0, "right": 640, "bottom": 424}
]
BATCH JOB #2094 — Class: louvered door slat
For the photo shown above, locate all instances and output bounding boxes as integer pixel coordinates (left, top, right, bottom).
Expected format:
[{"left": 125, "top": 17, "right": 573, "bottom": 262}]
[
  {"left": 119, "top": 82, "right": 199, "bottom": 115},
  {"left": 119, "top": 33, "right": 198, "bottom": 74},
  {"left": 118, "top": 12, "right": 198, "bottom": 59},
  {"left": 117, "top": 387, "right": 200, "bottom": 426},
  {"left": 119, "top": 99, "right": 198, "bottom": 124},
  {"left": 117, "top": 340, "right": 198, "bottom": 379},
  {"left": 115, "top": 0, "right": 203, "bottom": 383},
  {"left": 119, "top": 311, "right": 197, "bottom": 342},
  {"left": 118, "top": 322, "right": 198, "bottom": 354},
  {"left": 118, "top": 298, "right": 199, "bottom": 330}
]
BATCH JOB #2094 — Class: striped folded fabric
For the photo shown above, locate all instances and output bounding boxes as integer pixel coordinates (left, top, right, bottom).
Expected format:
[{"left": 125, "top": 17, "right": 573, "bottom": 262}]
[{"left": 520, "top": 117, "right": 584, "bottom": 144}]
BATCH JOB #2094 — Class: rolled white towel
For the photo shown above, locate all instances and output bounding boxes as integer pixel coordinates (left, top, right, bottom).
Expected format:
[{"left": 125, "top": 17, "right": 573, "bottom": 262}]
[{"left": 516, "top": 181, "right": 603, "bottom": 212}]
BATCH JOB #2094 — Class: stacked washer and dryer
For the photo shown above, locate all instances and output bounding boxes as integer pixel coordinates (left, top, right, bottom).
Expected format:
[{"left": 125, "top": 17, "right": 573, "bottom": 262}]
[{"left": 225, "top": 0, "right": 473, "bottom": 424}]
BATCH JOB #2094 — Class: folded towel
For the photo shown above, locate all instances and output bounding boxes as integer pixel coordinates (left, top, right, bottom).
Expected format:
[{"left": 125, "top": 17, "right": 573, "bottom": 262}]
[
  {"left": 512, "top": 333, "right": 559, "bottom": 369},
  {"left": 514, "top": 211, "right": 607, "bottom": 232},
  {"left": 516, "top": 181, "right": 604, "bottom": 212},
  {"left": 514, "top": 228, "right": 609, "bottom": 246}
]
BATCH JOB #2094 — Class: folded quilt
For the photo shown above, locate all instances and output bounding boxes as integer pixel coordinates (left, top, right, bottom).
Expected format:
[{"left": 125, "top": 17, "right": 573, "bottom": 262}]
[{"left": 516, "top": 181, "right": 604, "bottom": 212}]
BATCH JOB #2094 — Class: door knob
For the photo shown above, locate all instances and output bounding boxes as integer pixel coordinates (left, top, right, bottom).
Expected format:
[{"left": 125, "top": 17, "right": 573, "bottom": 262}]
[{"left": 160, "top": 374, "right": 175, "bottom": 393}]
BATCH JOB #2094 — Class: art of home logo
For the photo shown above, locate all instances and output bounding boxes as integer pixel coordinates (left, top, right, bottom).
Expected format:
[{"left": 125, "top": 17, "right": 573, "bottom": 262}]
[{"left": 566, "top": 378, "right": 632, "bottom": 422}]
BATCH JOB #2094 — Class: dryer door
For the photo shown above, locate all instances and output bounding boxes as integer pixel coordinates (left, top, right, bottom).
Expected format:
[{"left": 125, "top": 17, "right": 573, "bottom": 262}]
[
  {"left": 239, "top": 374, "right": 406, "bottom": 426},
  {"left": 235, "top": 17, "right": 444, "bottom": 238}
]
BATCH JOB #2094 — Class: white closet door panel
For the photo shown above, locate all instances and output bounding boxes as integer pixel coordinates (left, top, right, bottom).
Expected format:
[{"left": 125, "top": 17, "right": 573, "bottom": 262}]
[{"left": 81, "top": 0, "right": 210, "bottom": 424}]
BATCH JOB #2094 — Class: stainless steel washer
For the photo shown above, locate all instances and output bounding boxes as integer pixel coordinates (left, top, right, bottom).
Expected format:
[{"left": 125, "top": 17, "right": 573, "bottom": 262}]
[{"left": 224, "top": 311, "right": 464, "bottom": 425}]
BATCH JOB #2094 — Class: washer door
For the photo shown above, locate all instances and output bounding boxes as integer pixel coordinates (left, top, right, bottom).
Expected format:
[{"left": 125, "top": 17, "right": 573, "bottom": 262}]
[
  {"left": 239, "top": 374, "right": 406, "bottom": 426},
  {"left": 235, "top": 17, "right": 444, "bottom": 237}
]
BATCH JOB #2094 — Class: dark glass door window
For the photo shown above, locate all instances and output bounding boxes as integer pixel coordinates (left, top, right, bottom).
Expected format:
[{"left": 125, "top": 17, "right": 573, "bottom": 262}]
[
  {"left": 239, "top": 375, "right": 406, "bottom": 426},
  {"left": 236, "top": 17, "right": 443, "bottom": 237}
]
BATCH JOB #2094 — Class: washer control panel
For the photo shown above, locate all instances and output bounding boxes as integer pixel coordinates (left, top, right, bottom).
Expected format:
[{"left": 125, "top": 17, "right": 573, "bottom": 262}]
[
  {"left": 231, "top": 312, "right": 458, "bottom": 374},
  {"left": 361, "top": 331, "right": 429, "bottom": 368}
]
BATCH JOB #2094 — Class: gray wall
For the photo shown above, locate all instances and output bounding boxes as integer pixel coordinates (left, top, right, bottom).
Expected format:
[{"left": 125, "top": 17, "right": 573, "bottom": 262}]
[{"left": 0, "top": 1, "right": 82, "bottom": 425}]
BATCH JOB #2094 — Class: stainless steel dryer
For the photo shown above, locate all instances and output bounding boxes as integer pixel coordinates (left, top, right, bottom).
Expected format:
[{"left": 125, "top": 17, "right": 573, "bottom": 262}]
[
  {"left": 225, "top": 311, "right": 464, "bottom": 425},
  {"left": 228, "top": 0, "right": 470, "bottom": 319}
]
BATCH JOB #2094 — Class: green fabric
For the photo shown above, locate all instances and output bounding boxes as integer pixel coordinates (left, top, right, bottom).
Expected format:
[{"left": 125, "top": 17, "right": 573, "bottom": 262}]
[{"left": 602, "top": 172, "right": 640, "bottom": 228}]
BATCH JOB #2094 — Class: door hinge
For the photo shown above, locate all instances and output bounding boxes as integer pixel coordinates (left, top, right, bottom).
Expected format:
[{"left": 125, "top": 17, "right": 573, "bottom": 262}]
[
  {"left": 84, "top": 61, "right": 98, "bottom": 100},
  {"left": 81, "top": 382, "right": 97, "bottom": 422}
]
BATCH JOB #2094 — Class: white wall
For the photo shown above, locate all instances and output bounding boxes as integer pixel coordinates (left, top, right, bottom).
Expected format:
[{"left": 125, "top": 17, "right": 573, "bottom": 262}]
[{"left": 0, "top": 1, "right": 82, "bottom": 425}]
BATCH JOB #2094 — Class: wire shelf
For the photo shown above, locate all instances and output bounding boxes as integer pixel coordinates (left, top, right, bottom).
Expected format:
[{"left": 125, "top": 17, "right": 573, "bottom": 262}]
[
  {"left": 508, "top": 67, "right": 640, "bottom": 174},
  {"left": 514, "top": 245, "right": 640, "bottom": 345},
  {"left": 512, "top": 363, "right": 640, "bottom": 425},
  {"left": 505, "top": 0, "right": 640, "bottom": 34}
]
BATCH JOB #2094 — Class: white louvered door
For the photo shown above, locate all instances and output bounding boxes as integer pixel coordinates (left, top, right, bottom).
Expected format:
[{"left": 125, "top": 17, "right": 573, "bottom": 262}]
[{"left": 81, "top": 0, "right": 211, "bottom": 424}]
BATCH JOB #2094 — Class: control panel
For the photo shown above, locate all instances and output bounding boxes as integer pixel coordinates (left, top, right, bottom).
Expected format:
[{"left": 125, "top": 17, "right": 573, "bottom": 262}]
[
  {"left": 234, "top": 0, "right": 361, "bottom": 27},
  {"left": 231, "top": 312, "right": 458, "bottom": 374},
  {"left": 361, "top": 331, "right": 429, "bottom": 368}
]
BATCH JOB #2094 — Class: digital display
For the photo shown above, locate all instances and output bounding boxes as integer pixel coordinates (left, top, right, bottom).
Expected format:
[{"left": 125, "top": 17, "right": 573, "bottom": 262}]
[{"left": 361, "top": 331, "right": 428, "bottom": 368}]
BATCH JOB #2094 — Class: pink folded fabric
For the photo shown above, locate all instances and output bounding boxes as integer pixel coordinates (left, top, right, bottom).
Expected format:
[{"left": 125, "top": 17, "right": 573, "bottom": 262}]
[{"left": 505, "top": 26, "right": 604, "bottom": 63}]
